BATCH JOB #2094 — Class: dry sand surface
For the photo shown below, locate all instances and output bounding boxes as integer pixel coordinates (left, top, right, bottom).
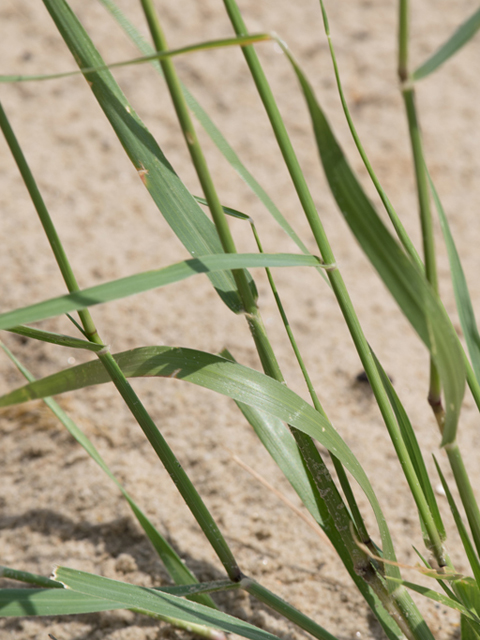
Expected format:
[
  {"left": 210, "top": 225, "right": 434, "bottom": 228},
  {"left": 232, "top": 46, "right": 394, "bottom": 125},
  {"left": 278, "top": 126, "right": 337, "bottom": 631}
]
[{"left": 1, "top": 1, "right": 480, "bottom": 639}]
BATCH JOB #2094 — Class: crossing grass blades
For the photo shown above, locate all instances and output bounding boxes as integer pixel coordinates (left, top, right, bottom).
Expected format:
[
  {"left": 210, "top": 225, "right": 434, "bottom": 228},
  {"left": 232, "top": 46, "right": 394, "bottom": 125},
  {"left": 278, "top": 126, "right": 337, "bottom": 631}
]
[{"left": 1, "top": 1, "right": 480, "bottom": 639}]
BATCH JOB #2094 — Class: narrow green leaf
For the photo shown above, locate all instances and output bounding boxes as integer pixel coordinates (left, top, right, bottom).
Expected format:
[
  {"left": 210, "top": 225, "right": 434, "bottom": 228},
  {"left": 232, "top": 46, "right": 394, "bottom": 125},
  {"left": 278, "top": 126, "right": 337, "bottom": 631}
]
[
  {"left": 0, "top": 588, "right": 126, "bottom": 616},
  {"left": 243, "top": 579, "right": 339, "bottom": 640},
  {"left": 195, "top": 196, "right": 252, "bottom": 221},
  {"left": 0, "top": 566, "right": 62, "bottom": 590},
  {"left": 413, "top": 8, "right": 480, "bottom": 81},
  {"left": 434, "top": 457, "right": 480, "bottom": 587},
  {"left": 387, "top": 578, "right": 480, "bottom": 623},
  {"left": 54, "top": 567, "right": 283, "bottom": 640},
  {"left": 455, "top": 578, "right": 480, "bottom": 617},
  {"left": 0, "top": 346, "right": 397, "bottom": 568},
  {"left": 0, "top": 253, "right": 321, "bottom": 331},
  {"left": 430, "top": 175, "right": 480, "bottom": 384},
  {"left": 455, "top": 578, "right": 480, "bottom": 639},
  {"left": 374, "top": 354, "right": 446, "bottom": 542},
  {"left": 282, "top": 48, "right": 465, "bottom": 445},
  {"left": 233, "top": 402, "right": 325, "bottom": 527},
  {"left": 0, "top": 34, "right": 271, "bottom": 83},
  {"left": 461, "top": 615, "right": 480, "bottom": 640},
  {"left": 42, "top": 0, "right": 246, "bottom": 313},
  {"left": 6, "top": 325, "right": 106, "bottom": 352}
]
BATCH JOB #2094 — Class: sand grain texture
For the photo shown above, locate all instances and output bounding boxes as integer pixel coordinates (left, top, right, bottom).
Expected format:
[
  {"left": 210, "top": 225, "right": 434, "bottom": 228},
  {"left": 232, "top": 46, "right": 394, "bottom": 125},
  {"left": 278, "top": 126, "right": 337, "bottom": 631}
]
[{"left": 1, "top": 1, "right": 480, "bottom": 639}]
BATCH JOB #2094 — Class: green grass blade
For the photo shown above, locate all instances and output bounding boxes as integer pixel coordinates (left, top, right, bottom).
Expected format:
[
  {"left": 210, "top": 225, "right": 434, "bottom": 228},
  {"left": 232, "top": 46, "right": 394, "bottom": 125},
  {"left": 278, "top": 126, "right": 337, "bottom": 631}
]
[
  {"left": 0, "top": 34, "right": 271, "bottom": 83},
  {"left": 230, "top": 401, "right": 326, "bottom": 527},
  {"left": 6, "top": 326, "right": 107, "bottom": 352},
  {"left": 0, "top": 342, "right": 217, "bottom": 608},
  {"left": 221, "top": 365, "right": 403, "bottom": 639},
  {"left": 0, "top": 580, "right": 237, "bottom": 638},
  {"left": 41, "top": 0, "right": 244, "bottom": 314},
  {"left": 373, "top": 353, "right": 446, "bottom": 543},
  {"left": 248, "top": 223, "right": 371, "bottom": 544},
  {"left": 96, "top": 0, "right": 325, "bottom": 281},
  {"left": 0, "top": 253, "right": 322, "bottom": 331},
  {"left": 462, "top": 615, "right": 480, "bottom": 640},
  {"left": 316, "top": 2, "right": 423, "bottom": 270},
  {"left": 430, "top": 175, "right": 480, "bottom": 384},
  {"left": 54, "top": 567, "right": 283, "bottom": 640},
  {"left": 243, "top": 579, "right": 339, "bottom": 640},
  {"left": 0, "top": 345, "right": 399, "bottom": 572},
  {"left": 0, "top": 566, "right": 62, "bottom": 590},
  {"left": 413, "top": 7, "right": 480, "bottom": 81},
  {"left": 386, "top": 578, "right": 480, "bottom": 623},
  {"left": 0, "top": 589, "right": 126, "bottom": 616},
  {"left": 283, "top": 50, "right": 464, "bottom": 446},
  {"left": 434, "top": 457, "right": 480, "bottom": 587}
]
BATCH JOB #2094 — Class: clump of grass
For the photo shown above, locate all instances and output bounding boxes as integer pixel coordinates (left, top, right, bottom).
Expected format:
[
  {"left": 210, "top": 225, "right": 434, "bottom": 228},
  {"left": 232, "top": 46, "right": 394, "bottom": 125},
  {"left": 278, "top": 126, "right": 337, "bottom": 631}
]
[{"left": 1, "top": 1, "right": 480, "bottom": 639}]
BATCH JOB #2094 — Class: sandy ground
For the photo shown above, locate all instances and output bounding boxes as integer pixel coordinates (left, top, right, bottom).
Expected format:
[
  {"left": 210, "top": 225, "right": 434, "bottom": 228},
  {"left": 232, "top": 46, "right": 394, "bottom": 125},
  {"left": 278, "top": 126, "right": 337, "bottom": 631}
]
[{"left": 1, "top": 1, "right": 480, "bottom": 639}]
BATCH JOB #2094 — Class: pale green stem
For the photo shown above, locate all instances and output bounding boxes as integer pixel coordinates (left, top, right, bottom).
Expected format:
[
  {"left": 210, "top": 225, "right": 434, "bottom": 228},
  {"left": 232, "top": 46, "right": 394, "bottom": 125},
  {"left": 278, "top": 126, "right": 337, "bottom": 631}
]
[
  {"left": 398, "top": 0, "right": 409, "bottom": 81},
  {"left": 139, "top": 0, "right": 282, "bottom": 379},
  {"left": 0, "top": 101, "right": 99, "bottom": 342},
  {"left": 398, "top": 1, "right": 442, "bottom": 422},
  {"left": 445, "top": 442, "right": 480, "bottom": 558},
  {"left": 221, "top": 2, "right": 442, "bottom": 636}
]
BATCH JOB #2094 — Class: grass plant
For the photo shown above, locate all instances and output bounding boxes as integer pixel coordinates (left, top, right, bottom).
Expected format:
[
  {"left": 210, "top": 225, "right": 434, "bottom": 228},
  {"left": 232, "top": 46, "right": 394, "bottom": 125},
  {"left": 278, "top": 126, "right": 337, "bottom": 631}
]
[{"left": 1, "top": 1, "right": 480, "bottom": 639}]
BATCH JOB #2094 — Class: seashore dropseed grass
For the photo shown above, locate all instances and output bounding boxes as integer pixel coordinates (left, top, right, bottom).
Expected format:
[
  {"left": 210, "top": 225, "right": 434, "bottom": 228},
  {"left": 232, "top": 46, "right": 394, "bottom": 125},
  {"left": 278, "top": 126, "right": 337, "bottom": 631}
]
[{"left": 1, "top": 1, "right": 480, "bottom": 639}]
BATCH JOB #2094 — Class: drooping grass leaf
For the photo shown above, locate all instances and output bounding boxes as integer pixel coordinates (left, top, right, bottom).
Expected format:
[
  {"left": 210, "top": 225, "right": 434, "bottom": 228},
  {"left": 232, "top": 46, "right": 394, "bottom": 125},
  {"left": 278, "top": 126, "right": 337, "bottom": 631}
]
[
  {"left": 413, "top": 7, "right": 480, "bottom": 81},
  {"left": 0, "top": 252, "right": 321, "bottom": 331},
  {"left": 41, "top": 0, "right": 249, "bottom": 314},
  {"left": 54, "top": 567, "right": 284, "bottom": 640},
  {"left": 282, "top": 47, "right": 465, "bottom": 446},
  {"left": 0, "top": 346, "right": 398, "bottom": 569}
]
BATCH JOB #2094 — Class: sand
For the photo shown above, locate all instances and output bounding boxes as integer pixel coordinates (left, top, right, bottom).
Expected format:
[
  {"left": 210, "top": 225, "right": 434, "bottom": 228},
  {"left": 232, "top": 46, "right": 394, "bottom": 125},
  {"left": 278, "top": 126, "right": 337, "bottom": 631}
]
[{"left": 1, "top": 1, "right": 480, "bottom": 639}]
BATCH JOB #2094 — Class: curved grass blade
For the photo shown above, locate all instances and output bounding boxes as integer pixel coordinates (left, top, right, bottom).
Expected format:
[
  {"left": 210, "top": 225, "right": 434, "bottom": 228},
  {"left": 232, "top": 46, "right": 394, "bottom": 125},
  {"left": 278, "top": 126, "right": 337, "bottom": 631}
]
[
  {"left": 0, "top": 34, "right": 271, "bottom": 83},
  {"left": 281, "top": 47, "right": 465, "bottom": 445},
  {"left": 413, "top": 7, "right": 480, "bottom": 81},
  {"left": 0, "top": 345, "right": 399, "bottom": 570},
  {"left": 96, "top": 0, "right": 328, "bottom": 283},
  {"left": 0, "top": 342, "right": 216, "bottom": 608},
  {"left": 54, "top": 567, "right": 284, "bottom": 640},
  {"left": 0, "top": 252, "right": 321, "bottom": 331},
  {"left": 41, "top": 0, "right": 246, "bottom": 314},
  {"left": 430, "top": 174, "right": 480, "bottom": 384},
  {"left": 6, "top": 325, "right": 106, "bottom": 352}
]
